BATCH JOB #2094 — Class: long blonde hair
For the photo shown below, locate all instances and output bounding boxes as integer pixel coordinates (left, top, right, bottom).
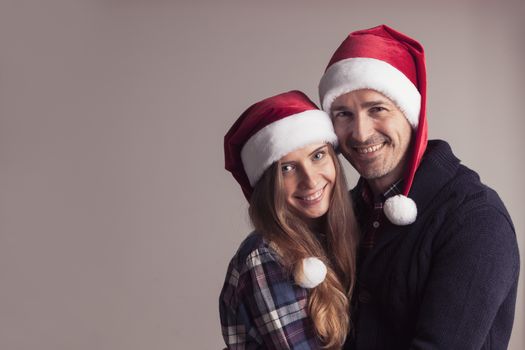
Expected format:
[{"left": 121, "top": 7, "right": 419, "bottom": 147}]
[{"left": 249, "top": 144, "right": 358, "bottom": 349}]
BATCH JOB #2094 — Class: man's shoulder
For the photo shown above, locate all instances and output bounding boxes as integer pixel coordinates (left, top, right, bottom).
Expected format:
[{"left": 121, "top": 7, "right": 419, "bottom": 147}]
[
  {"left": 420, "top": 140, "right": 509, "bottom": 214},
  {"left": 446, "top": 164, "right": 513, "bottom": 225},
  {"left": 414, "top": 158, "right": 516, "bottom": 251}
]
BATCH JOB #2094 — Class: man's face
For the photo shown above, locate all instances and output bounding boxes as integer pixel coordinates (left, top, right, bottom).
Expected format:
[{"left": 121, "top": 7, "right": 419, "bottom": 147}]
[{"left": 331, "top": 89, "right": 412, "bottom": 190}]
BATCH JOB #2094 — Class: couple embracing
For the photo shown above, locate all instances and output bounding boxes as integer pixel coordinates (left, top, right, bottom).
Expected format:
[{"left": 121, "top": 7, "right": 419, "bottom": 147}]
[{"left": 219, "top": 25, "right": 519, "bottom": 350}]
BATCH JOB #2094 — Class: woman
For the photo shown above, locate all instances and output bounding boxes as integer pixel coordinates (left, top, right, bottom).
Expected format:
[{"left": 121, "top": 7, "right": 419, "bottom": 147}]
[{"left": 221, "top": 91, "right": 359, "bottom": 349}]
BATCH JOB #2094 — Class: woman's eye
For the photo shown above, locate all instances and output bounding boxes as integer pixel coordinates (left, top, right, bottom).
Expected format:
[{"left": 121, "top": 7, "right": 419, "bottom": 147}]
[
  {"left": 281, "top": 164, "right": 294, "bottom": 173},
  {"left": 313, "top": 151, "right": 325, "bottom": 160}
]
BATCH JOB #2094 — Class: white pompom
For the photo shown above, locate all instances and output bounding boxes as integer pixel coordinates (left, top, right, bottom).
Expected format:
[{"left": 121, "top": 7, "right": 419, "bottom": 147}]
[
  {"left": 294, "top": 257, "right": 327, "bottom": 289},
  {"left": 383, "top": 194, "right": 417, "bottom": 225}
]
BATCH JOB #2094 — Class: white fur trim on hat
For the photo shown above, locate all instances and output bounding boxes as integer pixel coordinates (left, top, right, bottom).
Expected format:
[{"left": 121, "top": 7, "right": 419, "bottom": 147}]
[
  {"left": 319, "top": 57, "right": 421, "bottom": 129},
  {"left": 294, "top": 257, "right": 327, "bottom": 289},
  {"left": 241, "top": 109, "right": 338, "bottom": 186},
  {"left": 383, "top": 194, "right": 417, "bottom": 225}
]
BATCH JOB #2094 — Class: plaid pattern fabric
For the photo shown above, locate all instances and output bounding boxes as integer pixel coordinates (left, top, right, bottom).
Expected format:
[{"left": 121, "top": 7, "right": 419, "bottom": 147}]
[
  {"left": 220, "top": 233, "right": 321, "bottom": 349},
  {"left": 359, "top": 180, "right": 403, "bottom": 262}
]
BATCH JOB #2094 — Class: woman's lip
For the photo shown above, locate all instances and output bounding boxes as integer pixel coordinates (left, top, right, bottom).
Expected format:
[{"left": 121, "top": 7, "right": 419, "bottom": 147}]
[{"left": 295, "top": 185, "right": 326, "bottom": 204}]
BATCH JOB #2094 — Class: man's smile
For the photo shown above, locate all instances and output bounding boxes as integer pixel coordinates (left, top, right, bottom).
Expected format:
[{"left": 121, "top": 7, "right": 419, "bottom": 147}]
[{"left": 353, "top": 142, "right": 386, "bottom": 155}]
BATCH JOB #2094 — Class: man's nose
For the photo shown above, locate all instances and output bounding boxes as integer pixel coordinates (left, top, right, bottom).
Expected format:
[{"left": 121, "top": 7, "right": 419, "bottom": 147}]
[{"left": 351, "top": 113, "right": 374, "bottom": 143}]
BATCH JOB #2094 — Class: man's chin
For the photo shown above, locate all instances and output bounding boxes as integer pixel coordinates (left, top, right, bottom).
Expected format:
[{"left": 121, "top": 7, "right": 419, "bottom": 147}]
[
  {"left": 355, "top": 165, "right": 391, "bottom": 180},
  {"left": 361, "top": 172, "right": 387, "bottom": 180},
  {"left": 350, "top": 163, "right": 385, "bottom": 180}
]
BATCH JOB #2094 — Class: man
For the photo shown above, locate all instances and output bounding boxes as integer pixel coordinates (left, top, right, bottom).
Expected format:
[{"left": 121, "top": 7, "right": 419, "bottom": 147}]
[{"left": 319, "top": 25, "right": 519, "bottom": 349}]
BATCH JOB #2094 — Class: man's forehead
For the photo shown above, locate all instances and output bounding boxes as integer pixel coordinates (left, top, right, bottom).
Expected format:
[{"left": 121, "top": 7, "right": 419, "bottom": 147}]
[{"left": 331, "top": 89, "right": 394, "bottom": 110}]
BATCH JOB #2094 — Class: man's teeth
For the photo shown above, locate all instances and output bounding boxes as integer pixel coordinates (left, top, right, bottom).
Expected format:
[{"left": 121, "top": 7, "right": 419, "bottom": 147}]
[
  {"left": 356, "top": 143, "right": 384, "bottom": 154},
  {"left": 301, "top": 188, "right": 323, "bottom": 201}
]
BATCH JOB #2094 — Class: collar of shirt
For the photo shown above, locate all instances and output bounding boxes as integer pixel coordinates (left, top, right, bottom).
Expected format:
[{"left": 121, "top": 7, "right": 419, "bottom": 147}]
[
  {"left": 356, "top": 178, "right": 405, "bottom": 272},
  {"left": 361, "top": 178, "right": 404, "bottom": 209}
]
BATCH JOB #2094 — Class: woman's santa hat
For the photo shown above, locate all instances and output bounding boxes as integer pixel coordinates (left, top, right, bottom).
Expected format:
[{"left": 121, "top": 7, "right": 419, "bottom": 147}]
[
  {"left": 224, "top": 90, "right": 337, "bottom": 288},
  {"left": 319, "top": 24, "right": 428, "bottom": 226}
]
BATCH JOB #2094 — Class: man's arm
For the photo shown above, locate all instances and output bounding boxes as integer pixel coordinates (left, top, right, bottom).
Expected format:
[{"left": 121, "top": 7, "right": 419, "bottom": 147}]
[{"left": 410, "top": 205, "right": 519, "bottom": 349}]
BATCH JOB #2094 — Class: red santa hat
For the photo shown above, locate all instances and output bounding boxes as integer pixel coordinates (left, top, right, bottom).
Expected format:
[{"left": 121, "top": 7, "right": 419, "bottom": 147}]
[
  {"left": 224, "top": 90, "right": 336, "bottom": 288},
  {"left": 224, "top": 90, "right": 338, "bottom": 200},
  {"left": 319, "top": 24, "right": 428, "bottom": 226}
]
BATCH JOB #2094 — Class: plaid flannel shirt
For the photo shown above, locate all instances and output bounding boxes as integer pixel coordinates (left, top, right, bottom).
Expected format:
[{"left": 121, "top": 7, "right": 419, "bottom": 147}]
[
  {"left": 359, "top": 179, "right": 404, "bottom": 261},
  {"left": 219, "top": 233, "right": 321, "bottom": 349}
]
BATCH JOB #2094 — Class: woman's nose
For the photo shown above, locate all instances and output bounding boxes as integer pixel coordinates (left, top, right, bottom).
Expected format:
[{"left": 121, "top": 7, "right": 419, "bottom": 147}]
[{"left": 298, "top": 166, "right": 318, "bottom": 189}]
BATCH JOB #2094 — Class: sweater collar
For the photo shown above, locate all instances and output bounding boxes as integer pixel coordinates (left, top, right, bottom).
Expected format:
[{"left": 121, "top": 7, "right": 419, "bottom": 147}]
[{"left": 353, "top": 139, "right": 460, "bottom": 218}]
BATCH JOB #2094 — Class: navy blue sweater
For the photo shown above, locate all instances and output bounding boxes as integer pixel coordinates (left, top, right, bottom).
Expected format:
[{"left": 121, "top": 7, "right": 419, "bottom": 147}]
[{"left": 346, "top": 140, "right": 520, "bottom": 350}]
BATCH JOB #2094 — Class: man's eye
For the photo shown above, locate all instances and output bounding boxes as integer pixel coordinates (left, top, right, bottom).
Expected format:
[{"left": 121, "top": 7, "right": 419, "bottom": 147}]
[
  {"left": 370, "top": 106, "right": 386, "bottom": 113},
  {"left": 334, "top": 111, "right": 352, "bottom": 118},
  {"left": 281, "top": 164, "right": 294, "bottom": 173}
]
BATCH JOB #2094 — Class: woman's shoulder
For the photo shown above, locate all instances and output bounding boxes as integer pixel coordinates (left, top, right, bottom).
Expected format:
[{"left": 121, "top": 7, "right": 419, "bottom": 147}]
[
  {"left": 221, "top": 232, "right": 286, "bottom": 304},
  {"left": 230, "top": 231, "right": 280, "bottom": 270}
]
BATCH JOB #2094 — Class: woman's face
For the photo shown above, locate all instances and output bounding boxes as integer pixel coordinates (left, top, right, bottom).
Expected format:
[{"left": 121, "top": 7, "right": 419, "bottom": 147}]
[{"left": 279, "top": 142, "right": 336, "bottom": 223}]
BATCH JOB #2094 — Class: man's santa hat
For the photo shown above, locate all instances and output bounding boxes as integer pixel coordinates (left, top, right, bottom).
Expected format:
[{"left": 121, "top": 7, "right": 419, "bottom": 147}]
[
  {"left": 224, "top": 90, "right": 337, "bottom": 288},
  {"left": 319, "top": 24, "right": 428, "bottom": 226}
]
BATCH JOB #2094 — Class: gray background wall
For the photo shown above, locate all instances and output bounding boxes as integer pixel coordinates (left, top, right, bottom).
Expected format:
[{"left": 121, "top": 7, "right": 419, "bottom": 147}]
[{"left": 0, "top": 0, "right": 523, "bottom": 349}]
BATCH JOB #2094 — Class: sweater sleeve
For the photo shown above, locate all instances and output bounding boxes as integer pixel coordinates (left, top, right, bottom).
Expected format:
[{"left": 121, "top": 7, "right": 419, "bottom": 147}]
[
  {"left": 410, "top": 204, "right": 520, "bottom": 350},
  {"left": 220, "top": 244, "right": 321, "bottom": 349}
]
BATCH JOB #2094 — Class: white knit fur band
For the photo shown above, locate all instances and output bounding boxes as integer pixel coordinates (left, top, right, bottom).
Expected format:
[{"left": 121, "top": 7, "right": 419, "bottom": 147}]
[
  {"left": 319, "top": 57, "right": 421, "bottom": 129},
  {"left": 241, "top": 110, "right": 338, "bottom": 186}
]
